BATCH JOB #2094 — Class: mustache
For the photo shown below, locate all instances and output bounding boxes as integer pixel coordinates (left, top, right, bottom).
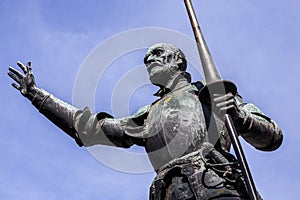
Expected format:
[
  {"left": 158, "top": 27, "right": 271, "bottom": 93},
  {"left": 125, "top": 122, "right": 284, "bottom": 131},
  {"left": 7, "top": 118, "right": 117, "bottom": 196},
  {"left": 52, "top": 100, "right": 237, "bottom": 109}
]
[{"left": 146, "top": 61, "right": 164, "bottom": 72}]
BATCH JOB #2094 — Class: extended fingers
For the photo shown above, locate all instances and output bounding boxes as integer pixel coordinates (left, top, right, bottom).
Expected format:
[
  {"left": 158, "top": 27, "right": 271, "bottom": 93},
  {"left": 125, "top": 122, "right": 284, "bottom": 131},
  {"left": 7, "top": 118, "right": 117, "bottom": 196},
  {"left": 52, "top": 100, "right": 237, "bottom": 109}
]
[
  {"left": 26, "top": 62, "right": 32, "bottom": 73},
  {"left": 8, "top": 66, "right": 24, "bottom": 79},
  {"left": 17, "top": 61, "right": 27, "bottom": 74},
  {"left": 8, "top": 70, "right": 21, "bottom": 84},
  {"left": 11, "top": 83, "right": 21, "bottom": 91}
]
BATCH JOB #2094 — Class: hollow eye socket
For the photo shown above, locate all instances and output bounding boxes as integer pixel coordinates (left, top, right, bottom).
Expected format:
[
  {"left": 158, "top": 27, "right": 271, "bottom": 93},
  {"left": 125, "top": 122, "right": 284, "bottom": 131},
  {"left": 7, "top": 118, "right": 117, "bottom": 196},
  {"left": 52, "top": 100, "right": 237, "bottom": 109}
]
[{"left": 154, "top": 48, "right": 164, "bottom": 57}]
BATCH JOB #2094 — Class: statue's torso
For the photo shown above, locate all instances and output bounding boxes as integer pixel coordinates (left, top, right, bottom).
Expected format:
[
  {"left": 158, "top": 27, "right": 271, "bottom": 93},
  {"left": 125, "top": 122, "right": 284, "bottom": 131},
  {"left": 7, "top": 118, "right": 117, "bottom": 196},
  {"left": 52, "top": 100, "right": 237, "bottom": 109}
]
[{"left": 144, "top": 84, "right": 208, "bottom": 170}]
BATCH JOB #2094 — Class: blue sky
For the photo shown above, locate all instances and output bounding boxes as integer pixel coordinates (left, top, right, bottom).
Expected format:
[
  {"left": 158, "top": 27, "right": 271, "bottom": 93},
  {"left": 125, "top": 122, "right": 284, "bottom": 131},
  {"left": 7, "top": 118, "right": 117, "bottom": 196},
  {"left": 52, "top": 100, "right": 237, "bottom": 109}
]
[{"left": 1, "top": 0, "right": 300, "bottom": 199}]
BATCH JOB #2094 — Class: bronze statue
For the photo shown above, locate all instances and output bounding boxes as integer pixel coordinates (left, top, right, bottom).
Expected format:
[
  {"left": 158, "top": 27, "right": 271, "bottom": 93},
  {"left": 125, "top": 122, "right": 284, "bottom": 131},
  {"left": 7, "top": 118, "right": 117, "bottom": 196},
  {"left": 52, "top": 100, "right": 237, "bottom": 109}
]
[{"left": 8, "top": 41, "right": 282, "bottom": 199}]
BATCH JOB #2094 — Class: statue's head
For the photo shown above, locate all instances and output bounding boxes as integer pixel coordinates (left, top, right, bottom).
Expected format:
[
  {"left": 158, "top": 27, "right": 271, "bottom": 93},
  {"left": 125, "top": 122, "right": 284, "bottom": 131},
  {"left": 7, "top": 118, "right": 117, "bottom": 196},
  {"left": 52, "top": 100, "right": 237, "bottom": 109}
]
[{"left": 144, "top": 43, "right": 187, "bottom": 87}]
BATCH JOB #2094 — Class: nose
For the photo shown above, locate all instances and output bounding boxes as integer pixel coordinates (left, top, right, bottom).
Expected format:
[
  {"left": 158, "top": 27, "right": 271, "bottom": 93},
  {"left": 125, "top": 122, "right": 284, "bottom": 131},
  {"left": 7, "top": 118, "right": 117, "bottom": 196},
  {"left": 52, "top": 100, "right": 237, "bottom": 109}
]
[{"left": 144, "top": 54, "right": 155, "bottom": 64}]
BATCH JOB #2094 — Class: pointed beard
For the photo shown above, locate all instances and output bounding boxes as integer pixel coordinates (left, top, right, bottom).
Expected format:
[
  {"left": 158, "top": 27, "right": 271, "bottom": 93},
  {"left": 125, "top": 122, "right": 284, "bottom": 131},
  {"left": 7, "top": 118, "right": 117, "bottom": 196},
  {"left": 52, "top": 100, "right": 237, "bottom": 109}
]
[{"left": 148, "top": 63, "right": 179, "bottom": 87}]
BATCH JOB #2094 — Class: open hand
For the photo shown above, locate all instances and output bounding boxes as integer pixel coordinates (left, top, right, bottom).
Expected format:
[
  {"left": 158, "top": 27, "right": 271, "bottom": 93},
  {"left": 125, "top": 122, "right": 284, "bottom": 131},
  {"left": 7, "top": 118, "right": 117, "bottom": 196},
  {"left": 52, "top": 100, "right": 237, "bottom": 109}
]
[{"left": 8, "top": 61, "right": 37, "bottom": 100}]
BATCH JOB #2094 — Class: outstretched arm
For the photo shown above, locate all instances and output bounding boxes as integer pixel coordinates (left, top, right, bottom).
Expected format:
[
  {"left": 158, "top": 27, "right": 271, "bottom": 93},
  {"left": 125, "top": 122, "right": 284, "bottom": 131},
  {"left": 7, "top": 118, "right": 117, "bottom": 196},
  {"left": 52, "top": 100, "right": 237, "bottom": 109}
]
[
  {"left": 8, "top": 61, "right": 146, "bottom": 148},
  {"left": 8, "top": 61, "right": 83, "bottom": 146}
]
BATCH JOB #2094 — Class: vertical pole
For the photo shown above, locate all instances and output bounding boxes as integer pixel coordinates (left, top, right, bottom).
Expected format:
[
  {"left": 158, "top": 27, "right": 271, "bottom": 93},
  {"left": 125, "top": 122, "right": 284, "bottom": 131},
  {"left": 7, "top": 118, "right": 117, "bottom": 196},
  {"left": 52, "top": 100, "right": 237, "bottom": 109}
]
[
  {"left": 225, "top": 114, "right": 258, "bottom": 200},
  {"left": 184, "top": 0, "right": 221, "bottom": 84},
  {"left": 183, "top": 1, "right": 258, "bottom": 199}
]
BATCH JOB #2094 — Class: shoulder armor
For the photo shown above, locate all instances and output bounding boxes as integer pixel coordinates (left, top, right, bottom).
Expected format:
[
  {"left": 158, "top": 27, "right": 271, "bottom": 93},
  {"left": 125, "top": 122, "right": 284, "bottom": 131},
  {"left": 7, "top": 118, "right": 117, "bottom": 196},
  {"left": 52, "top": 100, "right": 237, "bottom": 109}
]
[{"left": 131, "top": 104, "right": 151, "bottom": 119}]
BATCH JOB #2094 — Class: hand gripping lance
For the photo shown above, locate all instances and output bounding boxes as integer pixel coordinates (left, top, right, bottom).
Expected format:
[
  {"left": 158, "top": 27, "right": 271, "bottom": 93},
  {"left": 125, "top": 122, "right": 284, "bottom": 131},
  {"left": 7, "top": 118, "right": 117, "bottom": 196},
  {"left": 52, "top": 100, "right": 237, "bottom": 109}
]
[{"left": 183, "top": 0, "right": 258, "bottom": 199}]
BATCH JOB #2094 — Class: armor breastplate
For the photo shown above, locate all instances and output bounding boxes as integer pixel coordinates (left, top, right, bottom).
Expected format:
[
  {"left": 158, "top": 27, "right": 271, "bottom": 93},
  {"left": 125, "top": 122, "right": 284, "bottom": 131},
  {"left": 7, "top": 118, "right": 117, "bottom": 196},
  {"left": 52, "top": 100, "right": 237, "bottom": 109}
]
[{"left": 145, "top": 84, "right": 208, "bottom": 170}]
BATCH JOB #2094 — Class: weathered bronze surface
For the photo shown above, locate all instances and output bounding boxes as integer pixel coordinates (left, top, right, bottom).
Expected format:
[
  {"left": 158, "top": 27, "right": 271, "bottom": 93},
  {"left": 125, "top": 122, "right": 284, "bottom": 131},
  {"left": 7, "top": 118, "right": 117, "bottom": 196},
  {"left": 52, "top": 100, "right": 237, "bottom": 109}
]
[{"left": 8, "top": 43, "right": 282, "bottom": 199}]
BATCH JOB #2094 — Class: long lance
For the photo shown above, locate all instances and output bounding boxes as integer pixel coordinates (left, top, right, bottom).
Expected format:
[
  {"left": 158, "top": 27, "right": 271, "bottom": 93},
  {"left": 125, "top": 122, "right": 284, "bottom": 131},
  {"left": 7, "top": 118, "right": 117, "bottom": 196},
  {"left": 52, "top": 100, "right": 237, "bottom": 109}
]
[{"left": 183, "top": 0, "right": 258, "bottom": 199}]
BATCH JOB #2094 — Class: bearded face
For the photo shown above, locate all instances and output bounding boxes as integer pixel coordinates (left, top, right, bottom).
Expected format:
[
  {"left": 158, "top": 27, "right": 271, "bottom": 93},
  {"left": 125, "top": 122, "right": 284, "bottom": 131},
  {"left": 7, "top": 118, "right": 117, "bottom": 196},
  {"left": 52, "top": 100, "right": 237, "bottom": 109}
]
[{"left": 144, "top": 43, "right": 186, "bottom": 87}]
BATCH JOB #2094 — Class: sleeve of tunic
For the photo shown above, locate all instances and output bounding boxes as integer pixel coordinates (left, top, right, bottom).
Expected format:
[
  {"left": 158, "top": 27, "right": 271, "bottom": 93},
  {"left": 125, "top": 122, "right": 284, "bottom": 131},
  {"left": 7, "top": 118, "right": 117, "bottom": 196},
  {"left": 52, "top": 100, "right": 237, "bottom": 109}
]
[
  {"left": 235, "top": 95, "right": 283, "bottom": 151},
  {"left": 73, "top": 105, "right": 150, "bottom": 148}
]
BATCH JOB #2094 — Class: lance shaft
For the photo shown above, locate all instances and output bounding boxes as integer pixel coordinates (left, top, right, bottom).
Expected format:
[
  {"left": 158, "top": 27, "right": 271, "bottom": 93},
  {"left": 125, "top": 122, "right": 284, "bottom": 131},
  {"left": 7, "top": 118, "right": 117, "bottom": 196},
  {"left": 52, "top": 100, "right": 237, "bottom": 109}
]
[
  {"left": 183, "top": 0, "right": 258, "bottom": 199},
  {"left": 184, "top": 0, "right": 220, "bottom": 84}
]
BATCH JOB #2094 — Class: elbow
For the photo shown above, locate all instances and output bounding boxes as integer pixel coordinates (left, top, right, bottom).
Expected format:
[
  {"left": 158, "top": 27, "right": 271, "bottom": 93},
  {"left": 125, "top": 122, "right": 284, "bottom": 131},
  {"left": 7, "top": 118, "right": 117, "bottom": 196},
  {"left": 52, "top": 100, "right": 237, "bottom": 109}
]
[{"left": 256, "top": 128, "right": 283, "bottom": 151}]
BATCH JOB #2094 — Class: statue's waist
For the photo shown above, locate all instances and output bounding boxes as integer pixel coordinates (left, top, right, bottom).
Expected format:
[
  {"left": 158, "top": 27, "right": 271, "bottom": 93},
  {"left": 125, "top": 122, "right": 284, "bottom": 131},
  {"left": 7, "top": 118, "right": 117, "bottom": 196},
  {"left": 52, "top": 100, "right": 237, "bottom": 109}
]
[
  {"left": 154, "top": 142, "right": 236, "bottom": 176},
  {"left": 156, "top": 149, "right": 202, "bottom": 173}
]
